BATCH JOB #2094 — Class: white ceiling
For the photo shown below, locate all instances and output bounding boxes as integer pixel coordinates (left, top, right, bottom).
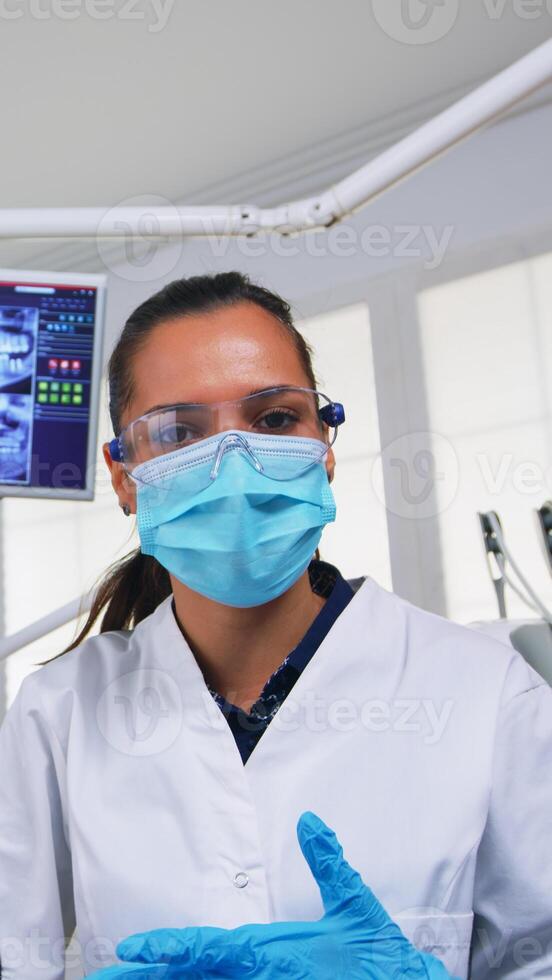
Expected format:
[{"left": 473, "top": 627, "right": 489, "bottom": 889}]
[{"left": 1, "top": 0, "right": 551, "bottom": 269}]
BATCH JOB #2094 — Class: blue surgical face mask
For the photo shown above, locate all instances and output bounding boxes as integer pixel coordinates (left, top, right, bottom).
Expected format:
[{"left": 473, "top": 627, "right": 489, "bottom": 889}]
[{"left": 132, "top": 430, "right": 336, "bottom": 607}]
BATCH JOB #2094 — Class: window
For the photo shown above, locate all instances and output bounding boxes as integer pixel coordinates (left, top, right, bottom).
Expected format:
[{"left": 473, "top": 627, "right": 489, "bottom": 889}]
[{"left": 417, "top": 253, "right": 552, "bottom": 623}]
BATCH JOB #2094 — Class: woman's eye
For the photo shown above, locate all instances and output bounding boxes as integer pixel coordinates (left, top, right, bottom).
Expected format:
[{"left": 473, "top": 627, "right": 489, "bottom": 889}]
[
  {"left": 157, "top": 423, "right": 196, "bottom": 445},
  {"left": 256, "top": 410, "right": 298, "bottom": 431}
]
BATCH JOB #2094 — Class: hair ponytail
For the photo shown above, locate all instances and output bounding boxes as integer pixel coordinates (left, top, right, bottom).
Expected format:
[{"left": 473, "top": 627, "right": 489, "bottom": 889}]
[
  {"left": 42, "top": 271, "right": 318, "bottom": 663},
  {"left": 38, "top": 551, "right": 171, "bottom": 664}
]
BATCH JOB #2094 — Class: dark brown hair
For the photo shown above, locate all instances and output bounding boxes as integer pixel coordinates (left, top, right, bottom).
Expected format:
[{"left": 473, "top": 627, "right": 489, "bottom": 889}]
[{"left": 42, "top": 272, "right": 318, "bottom": 662}]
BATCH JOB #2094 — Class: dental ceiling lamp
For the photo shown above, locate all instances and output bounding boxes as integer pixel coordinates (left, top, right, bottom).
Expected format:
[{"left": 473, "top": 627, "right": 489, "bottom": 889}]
[{"left": 0, "top": 38, "right": 552, "bottom": 241}]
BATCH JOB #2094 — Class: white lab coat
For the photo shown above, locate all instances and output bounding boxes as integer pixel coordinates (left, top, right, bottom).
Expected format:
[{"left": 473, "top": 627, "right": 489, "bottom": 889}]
[{"left": 1, "top": 576, "right": 551, "bottom": 979}]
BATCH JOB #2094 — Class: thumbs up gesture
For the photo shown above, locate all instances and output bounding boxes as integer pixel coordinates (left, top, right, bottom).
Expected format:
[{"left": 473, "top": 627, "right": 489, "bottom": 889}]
[{"left": 90, "top": 812, "right": 456, "bottom": 978}]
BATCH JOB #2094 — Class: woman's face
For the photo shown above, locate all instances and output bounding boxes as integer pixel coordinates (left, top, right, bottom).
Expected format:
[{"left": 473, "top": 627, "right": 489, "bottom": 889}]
[{"left": 104, "top": 301, "right": 335, "bottom": 510}]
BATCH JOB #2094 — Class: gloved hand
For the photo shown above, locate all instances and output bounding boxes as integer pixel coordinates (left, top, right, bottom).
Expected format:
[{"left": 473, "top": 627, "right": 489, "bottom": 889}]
[
  {"left": 93, "top": 811, "right": 456, "bottom": 978},
  {"left": 85, "top": 964, "right": 170, "bottom": 978}
]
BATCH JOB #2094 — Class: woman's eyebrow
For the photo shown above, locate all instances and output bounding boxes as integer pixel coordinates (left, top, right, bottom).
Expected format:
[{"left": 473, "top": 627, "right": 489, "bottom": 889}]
[
  {"left": 141, "top": 402, "right": 180, "bottom": 415},
  {"left": 141, "top": 386, "right": 294, "bottom": 416},
  {"left": 244, "top": 384, "right": 291, "bottom": 397}
]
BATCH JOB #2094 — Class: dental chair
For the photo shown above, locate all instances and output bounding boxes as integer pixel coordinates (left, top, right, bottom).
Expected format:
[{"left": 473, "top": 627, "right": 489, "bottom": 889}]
[
  {"left": 470, "top": 509, "right": 552, "bottom": 686},
  {"left": 468, "top": 617, "right": 552, "bottom": 686}
]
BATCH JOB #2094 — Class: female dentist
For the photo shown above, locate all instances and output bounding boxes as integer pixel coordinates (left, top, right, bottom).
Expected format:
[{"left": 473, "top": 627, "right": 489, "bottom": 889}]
[{"left": 0, "top": 271, "right": 551, "bottom": 980}]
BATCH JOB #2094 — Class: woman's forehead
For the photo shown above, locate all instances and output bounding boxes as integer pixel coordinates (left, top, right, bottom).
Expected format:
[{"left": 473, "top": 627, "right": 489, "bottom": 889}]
[{"left": 127, "top": 303, "right": 311, "bottom": 417}]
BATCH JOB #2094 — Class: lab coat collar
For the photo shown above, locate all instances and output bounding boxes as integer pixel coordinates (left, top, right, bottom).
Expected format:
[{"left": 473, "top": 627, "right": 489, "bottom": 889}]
[{"left": 130, "top": 576, "right": 408, "bottom": 741}]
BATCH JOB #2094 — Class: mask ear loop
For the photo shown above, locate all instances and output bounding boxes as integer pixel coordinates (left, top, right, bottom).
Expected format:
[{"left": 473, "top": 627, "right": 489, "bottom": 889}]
[{"left": 209, "top": 432, "right": 265, "bottom": 482}]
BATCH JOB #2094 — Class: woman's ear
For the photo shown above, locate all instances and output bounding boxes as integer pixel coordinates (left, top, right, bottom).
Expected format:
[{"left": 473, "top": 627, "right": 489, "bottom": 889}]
[
  {"left": 102, "top": 442, "right": 136, "bottom": 514},
  {"left": 325, "top": 447, "right": 335, "bottom": 483}
]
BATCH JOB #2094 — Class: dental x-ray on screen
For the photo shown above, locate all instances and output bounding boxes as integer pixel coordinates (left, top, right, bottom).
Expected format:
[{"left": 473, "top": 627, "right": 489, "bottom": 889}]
[{"left": 0, "top": 270, "right": 105, "bottom": 500}]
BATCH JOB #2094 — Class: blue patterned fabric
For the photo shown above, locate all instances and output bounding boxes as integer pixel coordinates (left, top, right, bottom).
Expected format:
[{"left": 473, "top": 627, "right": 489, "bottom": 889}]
[{"left": 208, "top": 560, "right": 355, "bottom": 763}]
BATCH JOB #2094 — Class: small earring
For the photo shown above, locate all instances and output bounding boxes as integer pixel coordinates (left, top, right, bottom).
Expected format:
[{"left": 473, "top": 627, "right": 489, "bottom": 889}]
[{"left": 121, "top": 503, "right": 131, "bottom": 516}]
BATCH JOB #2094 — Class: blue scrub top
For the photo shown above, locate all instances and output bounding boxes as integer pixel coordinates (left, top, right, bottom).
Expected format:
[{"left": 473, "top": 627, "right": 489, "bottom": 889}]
[{"left": 207, "top": 560, "right": 355, "bottom": 764}]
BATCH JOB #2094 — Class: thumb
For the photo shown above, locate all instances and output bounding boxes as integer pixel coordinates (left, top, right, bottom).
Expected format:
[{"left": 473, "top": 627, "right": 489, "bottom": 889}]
[{"left": 297, "top": 811, "right": 391, "bottom": 928}]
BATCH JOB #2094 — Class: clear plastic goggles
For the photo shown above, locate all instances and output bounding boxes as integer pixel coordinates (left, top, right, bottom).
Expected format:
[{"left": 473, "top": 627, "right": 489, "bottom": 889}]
[{"left": 109, "top": 386, "right": 345, "bottom": 488}]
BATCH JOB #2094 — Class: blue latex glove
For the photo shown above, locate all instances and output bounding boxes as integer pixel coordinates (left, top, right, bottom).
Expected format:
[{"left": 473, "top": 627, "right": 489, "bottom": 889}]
[
  {"left": 85, "top": 967, "right": 169, "bottom": 979},
  {"left": 91, "top": 811, "right": 456, "bottom": 978}
]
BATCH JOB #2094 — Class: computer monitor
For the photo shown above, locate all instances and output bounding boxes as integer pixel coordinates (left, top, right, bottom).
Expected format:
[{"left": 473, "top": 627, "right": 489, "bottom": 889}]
[{"left": 0, "top": 269, "right": 106, "bottom": 500}]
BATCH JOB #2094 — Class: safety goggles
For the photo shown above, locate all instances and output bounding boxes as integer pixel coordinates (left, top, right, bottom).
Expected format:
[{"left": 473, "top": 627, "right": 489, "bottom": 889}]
[{"left": 109, "top": 385, "right": 345, "bottom": 488}]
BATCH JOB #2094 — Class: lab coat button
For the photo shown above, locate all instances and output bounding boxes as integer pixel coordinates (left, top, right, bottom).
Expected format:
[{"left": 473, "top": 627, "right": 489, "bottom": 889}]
[{"left": 233, "top": 871, "right": 249, "bottom": 889}]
